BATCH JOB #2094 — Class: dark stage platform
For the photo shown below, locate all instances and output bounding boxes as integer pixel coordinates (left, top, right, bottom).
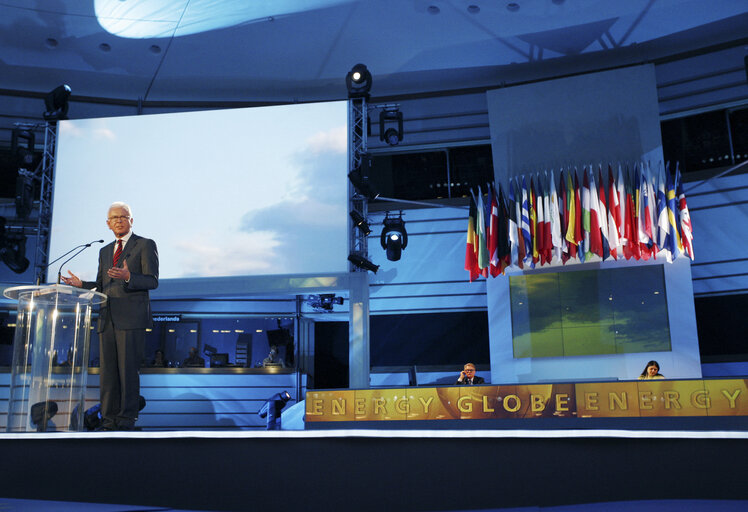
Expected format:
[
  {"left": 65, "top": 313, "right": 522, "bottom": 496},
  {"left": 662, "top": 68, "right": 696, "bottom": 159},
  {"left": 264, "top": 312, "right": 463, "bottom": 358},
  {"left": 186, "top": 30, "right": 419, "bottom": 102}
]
[{"left": 1, "top": 429, "right": 748, "bottom": 512}]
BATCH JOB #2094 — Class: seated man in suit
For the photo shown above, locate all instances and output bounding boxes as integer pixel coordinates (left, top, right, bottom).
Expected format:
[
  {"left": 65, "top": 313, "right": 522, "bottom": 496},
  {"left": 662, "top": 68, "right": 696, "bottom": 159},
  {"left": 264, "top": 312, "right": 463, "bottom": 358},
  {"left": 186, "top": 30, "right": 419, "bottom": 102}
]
[{"left": 455, "top": 363, "right": 485, "bottom": 385}]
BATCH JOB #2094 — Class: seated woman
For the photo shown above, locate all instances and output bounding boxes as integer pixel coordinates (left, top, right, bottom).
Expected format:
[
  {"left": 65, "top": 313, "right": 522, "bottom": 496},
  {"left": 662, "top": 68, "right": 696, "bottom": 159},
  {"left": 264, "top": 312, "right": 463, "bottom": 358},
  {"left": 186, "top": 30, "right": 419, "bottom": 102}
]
[{"left": 638, "top": 360, "right": 665, "bottom": 380}]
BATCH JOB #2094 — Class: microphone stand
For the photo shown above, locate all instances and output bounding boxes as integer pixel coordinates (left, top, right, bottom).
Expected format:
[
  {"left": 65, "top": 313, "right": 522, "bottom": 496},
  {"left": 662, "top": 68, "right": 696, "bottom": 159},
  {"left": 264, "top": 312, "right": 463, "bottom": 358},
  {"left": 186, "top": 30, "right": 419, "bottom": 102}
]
[{"left": 54, "top": 240, "right": 105, "bottom": 285}]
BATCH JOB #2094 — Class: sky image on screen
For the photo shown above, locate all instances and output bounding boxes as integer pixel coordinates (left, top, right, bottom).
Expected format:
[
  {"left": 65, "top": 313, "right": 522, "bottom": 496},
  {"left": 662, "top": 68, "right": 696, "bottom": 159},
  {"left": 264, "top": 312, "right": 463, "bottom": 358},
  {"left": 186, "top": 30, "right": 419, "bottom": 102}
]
[
  {"left": 49, "top": 101, "right": 348, "bottom": 282},
  {"left": 510, "top": 266, "right": 671, "bottom": 358}
]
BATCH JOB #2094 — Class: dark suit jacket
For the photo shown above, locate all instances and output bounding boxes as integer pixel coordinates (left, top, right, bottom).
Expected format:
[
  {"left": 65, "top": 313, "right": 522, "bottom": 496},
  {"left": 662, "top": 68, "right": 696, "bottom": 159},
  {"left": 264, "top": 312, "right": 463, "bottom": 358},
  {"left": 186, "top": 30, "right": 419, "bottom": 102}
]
[
  {"left": 83, "top": 233, "right": 159, "bottom": 332},
  {"left": 455, "top": 376, "right": 485, "bottom": 385}
]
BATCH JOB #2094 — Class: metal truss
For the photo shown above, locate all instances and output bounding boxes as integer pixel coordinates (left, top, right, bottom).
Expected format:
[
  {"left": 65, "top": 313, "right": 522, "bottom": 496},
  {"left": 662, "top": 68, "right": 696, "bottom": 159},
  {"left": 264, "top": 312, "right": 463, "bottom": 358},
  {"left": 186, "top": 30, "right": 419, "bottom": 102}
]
[
  {"left": 34, "top": 122, "right": 56, "bottom": 283},
  {"left": 348, "top": 97, "right": 369, "bottom": 267}
]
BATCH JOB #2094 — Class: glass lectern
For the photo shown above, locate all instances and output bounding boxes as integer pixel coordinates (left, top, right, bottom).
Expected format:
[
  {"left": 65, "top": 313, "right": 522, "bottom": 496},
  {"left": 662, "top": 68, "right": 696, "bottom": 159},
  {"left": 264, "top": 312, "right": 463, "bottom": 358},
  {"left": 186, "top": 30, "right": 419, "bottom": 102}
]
[{"left": 3, "top": 285, "right": 106, "bottom": 432}]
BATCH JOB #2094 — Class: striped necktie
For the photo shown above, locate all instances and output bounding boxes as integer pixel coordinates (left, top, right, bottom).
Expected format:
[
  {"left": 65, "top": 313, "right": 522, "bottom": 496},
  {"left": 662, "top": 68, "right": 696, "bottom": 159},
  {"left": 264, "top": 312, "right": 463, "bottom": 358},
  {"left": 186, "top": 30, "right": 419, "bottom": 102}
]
[{"left": 113, "top": 239, "right": 123, "bottom": 267}]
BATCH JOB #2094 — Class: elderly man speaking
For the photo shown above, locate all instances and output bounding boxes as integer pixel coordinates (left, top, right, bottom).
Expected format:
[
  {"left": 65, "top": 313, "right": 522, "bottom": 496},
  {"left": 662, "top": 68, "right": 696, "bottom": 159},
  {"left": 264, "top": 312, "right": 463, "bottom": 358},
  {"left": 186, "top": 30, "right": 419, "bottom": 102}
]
[{"left": 63, "top": 201, "right": 159, "bottom": 431}]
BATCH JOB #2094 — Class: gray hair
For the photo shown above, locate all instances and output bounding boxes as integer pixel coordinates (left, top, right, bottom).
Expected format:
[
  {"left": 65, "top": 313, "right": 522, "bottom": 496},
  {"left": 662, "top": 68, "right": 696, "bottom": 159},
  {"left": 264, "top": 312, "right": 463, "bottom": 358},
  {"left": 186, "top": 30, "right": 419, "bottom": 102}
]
[{"left": 108, "top": 201, "right": 132, "bottom": 217}]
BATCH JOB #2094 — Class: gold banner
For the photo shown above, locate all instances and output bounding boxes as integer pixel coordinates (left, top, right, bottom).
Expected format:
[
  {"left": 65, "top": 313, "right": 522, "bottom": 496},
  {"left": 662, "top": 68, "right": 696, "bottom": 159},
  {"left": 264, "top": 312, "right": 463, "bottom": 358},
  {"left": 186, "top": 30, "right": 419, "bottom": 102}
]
[{"left": 305, "top": 379, "right": 748, "bottom": 422}]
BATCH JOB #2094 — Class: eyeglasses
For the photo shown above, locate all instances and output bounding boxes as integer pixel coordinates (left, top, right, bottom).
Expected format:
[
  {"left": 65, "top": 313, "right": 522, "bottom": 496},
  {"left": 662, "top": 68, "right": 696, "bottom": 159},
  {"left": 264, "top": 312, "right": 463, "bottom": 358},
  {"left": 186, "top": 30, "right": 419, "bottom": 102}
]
[
  {"left": 464, "top": 368, "right": 475, "bottom": 373},
  {"left": 108, "top": 215, "right": 130, "bottom": 221}
]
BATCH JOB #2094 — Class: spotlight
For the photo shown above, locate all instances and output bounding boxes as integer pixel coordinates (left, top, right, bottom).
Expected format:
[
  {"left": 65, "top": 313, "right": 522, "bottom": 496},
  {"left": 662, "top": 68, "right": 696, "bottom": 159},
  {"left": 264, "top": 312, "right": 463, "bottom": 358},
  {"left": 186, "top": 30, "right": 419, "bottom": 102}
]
[
  {"left": 348, "top": 169, "right": 379, "bottom": 200},
  {"left": 30, "top": 400, "right": 58, "bottom": 432},
  {"left": 379, "top": 109, "right": 403, "bottom": 146},
  {"left": 348, "top": 253, "right": 379, "bottom": 273},
  {"left": 203, "top": 344, "right": 217, "bottom": 357},
  {"left": 380, "top": 212, "right": 408, "bottom": 261},
  {"left": 43, "top": 84, "right": 72, "bottom": 121},
  {"left": 350, "top": 210, "right": 372, "bottom": 236},
  {"left": 258, "top": 390, "right": 292, "bottom": 430},
  {"left": 0, "top": 218, "right": 30, "bottom": 274},
  {"left": 345, "top": 63, "right": 372, "bottom": 98}
]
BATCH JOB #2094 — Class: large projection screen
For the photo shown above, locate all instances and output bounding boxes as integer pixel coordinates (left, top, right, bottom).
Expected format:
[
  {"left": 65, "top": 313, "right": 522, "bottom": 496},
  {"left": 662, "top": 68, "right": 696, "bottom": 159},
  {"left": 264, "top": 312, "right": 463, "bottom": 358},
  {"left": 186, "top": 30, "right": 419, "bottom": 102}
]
[{"left": 49, "top": 101, "right": 348, "bottom": 282}]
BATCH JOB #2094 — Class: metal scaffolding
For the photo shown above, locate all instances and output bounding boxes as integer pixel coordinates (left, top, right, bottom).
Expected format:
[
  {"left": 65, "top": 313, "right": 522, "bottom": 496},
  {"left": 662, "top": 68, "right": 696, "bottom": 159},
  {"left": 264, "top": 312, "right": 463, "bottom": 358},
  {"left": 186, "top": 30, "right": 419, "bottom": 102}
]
[{"left": 34, "top": 122, "right": 56, "bottom": 283}]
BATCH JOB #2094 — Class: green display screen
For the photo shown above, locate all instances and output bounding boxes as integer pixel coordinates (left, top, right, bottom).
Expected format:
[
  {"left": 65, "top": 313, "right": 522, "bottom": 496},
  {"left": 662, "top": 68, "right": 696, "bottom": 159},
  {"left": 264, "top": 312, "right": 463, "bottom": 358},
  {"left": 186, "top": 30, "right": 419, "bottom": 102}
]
[{"left": 510, "top": 266, "right": 671, "bottom": 358}]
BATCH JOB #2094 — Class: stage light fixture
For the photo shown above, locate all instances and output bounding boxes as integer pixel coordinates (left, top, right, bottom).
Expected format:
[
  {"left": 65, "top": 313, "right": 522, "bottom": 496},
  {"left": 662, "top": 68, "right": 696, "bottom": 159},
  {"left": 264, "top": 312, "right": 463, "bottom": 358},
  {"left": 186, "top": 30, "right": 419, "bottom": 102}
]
[
  {"left": 379, "top": 109, "right": 403, "bottom": 146},
  {"left": 348, "top": 253, "right": 379, "bottom": 273},
  {"left": 258, "top": 390, "right": 292, "bottom": 430},
  {"left": 30, "top": 400, "right": 58, "bottom": 432},
  {"left": 0, "top": 218, "right": 30, "bottom": 274},
  {"left": 349, "top": 210, "right": 372, "bottom": 236},
  {"left": 345, "top": 63, "right": 372, "bottom": 98},
  {"left": 43, "top": 84, "right": 72, "bottom": 121},
  {"left": 348, "top": 169, "right": 379, "bottom": 200},
  {"left": 11, "top": 128, "right": 35, "bottom": 170},
  {"left": 380, "top": 212, "right": 408, "bottom": 261}
]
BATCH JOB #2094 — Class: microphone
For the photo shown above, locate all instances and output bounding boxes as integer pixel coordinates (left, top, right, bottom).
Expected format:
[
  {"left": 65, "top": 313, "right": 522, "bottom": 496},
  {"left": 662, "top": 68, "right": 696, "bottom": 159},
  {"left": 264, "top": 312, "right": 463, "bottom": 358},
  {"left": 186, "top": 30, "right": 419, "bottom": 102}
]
[{"left": 56, "top": 239, "right": 105, "bottom": 285}]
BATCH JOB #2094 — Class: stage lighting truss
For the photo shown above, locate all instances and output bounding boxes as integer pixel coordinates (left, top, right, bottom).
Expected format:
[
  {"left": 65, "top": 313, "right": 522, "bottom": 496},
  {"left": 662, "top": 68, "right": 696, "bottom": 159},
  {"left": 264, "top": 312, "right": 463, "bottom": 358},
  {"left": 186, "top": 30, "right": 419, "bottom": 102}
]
[
  {"left": 346, "top": 63, "right": 372, "bottom": 98},
  {"left": 379, "top": 106, "right": 403, "bottom": 146},
  {"left": 380, "top": 212, "right": 408, "bottom": 262}
]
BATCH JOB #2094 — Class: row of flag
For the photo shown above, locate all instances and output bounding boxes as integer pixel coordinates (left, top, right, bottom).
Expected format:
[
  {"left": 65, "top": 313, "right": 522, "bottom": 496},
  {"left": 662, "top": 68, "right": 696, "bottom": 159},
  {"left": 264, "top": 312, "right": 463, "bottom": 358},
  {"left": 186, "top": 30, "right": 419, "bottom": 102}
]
[{"left": 465, "top": 162, "right": 694, "bottom": 281}]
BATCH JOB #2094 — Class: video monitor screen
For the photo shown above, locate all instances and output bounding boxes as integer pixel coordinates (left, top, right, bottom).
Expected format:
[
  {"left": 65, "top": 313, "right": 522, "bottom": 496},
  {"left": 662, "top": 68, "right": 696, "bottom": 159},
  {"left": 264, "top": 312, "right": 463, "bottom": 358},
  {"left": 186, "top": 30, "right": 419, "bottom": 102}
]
[
  {"left": 510, "top": 266, "right": 671, "bottom": 358},
  {"left": 49, "top": 101, "right": 348, "bottom": 282}
]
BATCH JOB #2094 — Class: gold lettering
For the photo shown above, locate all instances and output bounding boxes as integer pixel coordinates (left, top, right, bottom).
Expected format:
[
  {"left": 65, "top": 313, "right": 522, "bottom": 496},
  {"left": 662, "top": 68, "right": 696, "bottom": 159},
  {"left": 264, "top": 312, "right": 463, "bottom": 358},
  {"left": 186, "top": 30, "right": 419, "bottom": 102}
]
[
  {"left": 721, "top": 389, "right": 741, "bottom": 409},
  {"left": 608, "top": 392, "right": 628, "bottom": 411},
  {"left": 556, "top": 393, "right": 569, "bottom": 412},
  {"left": 373, "top": 397, "right": 386, "bottom": 415},
  {"left": 355, "top": 398, "right": 366, "bottom": 415},
  {"left": 503, "top": 394, "right": 521, "bottom": 413},
  {"left": 664, "top": 390, "right": 681, "bottom": 409},
  {"left": 638, "top": 391, "right": 654, "bottom": 410},
  {"left": 307, "top": 399, "right": 324, "bottom": 416},
  {"left": 585, "top": 392, "right": 599, "bottom": 411},
  {"left": 418, "top": 396, "right": 433, "bottom": 414},
  {"left": 530, "top": 394, "right": 546, "bottom": 412},
  {"left": 457, "top": 395, "right": 473, "bottom": 413},
  {"left": 691, "top": 390, "right": 711, "bottom": 409},
  {"left": 332, "top": 399, "right": 345, "bottom": 415},
  {"left": 395, "top": 398, "right": 409, "bottom": 414},
  {"left": 482, "top": 395, "right": 495, "bottom": 413}
]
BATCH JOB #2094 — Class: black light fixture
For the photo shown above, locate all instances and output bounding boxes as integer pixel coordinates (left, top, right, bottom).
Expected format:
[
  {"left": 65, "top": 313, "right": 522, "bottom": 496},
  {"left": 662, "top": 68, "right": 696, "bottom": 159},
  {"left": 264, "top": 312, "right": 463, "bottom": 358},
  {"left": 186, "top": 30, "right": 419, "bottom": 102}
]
[
  {"left": 349, "top": 210, "right": 372, "bottom": 236},
  {"left": 30, "top": 400, "right": 58, "bottom": 432},
  {"left": 258, "top": 390, "right": 292, "bottom": 430},
  {"left": 345, "top": 63, "right": 372, "bottom": 98},
  {"left": 348, "top": 169, "right": 379, "bottom": 200},
  {"left": 319, "top": 294, "right": 344, "bottom": 311},
  {"left": 0, "top": 217, "right": 30, "bottom": 274},
  {"left": 11, "top": 128, "right": 35, "bottom": 170},
  {"left": 43, "top": 84, "right": 72, "bottom": 121},
  {"left": 380, "top": 212, "right": 408, "bottom": 261},
  {"left": 348, "top": 253, "right": 379, "bottom": 273},
  {"left": 379, "top": 109, "right": 403, "bottom": 146}
]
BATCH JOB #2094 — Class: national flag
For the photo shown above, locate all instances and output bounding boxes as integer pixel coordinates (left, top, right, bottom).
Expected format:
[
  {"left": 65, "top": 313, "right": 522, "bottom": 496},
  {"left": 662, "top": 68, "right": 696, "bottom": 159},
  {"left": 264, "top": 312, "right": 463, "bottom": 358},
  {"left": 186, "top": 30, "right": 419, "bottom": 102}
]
[
  {"left": 520, "top": 176, "right": 532, "bottom": 267},
  {"left": 636, "top": 164, "right": 652, "bottom": 260},
  {"left": 530, "top": 177, "right": 539, "bottom": 266},
  {"left": 596, "top": 166, "right": 611, "bottom": 260},
  {"left": 617, "top": 164, "right": 627, "bottom": 246},
  {"left": 535, "top": 176, "right": 547, "bottom": 265},
  {"left": 574, "top": 171, "right": 583, "bottom": 258},
  {"left": 655, "top": 163, "right": 671, "bottom": 261},
  {"left": 464, "top": 194, "right": 480, "bottom": 281},
  {"left": 475, "top": 188, "right": 490, "bottom": 276},
  {"left": 676, "top": 167, "right": 694, "bottom": 260},
  {"left": 496, "top": 184, "right": 511, "bottom": 273},
  {"left": 507, "top": 179, "right": 520, "bottom": 268},
  {"left": 665, "top": 168, "right": 680, "bottom": 260},
  {"left": 607, "top": 165, "right": 621, "bottom": 259},
  {"left": 488, "top": 185, "right": 500, "bottom": 276},
  {"left": 582, "top": 168, "right": 592, "bottom": 260},
  {"left": 542, "top": 174, "right": 552, "bottom": 264},
  {"left": 625, "top": 166, "right": 640, "bottom": 260},
  {"left": 587, "top": 168, "right": 603, "bottom": 260},
  {"left": 549, "top": 170, "right": 563, "bottom": 263}
]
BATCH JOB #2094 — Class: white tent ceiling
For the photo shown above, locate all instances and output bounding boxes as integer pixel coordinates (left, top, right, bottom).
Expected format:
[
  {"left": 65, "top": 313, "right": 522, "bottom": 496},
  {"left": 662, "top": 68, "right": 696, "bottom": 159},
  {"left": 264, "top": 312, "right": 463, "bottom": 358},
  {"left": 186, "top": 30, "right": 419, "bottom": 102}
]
[{"left": 0, "top": 0, "right": 746, "bottom": 106}]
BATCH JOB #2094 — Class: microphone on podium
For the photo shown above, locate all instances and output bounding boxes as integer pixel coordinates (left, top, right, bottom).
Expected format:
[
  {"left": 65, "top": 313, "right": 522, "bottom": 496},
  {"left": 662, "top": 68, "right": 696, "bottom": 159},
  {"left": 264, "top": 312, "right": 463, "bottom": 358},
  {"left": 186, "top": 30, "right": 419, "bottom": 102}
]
[{"left": 54, "top": 239, "right": 105, "bottom": 285}]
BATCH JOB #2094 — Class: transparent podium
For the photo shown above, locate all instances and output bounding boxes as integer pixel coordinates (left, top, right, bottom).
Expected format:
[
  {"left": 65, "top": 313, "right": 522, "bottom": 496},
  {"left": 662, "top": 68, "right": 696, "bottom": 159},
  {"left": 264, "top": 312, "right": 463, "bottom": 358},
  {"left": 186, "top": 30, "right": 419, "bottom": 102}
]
[{"left": 3, "top": 284, "right": 106, "bottom": 432}]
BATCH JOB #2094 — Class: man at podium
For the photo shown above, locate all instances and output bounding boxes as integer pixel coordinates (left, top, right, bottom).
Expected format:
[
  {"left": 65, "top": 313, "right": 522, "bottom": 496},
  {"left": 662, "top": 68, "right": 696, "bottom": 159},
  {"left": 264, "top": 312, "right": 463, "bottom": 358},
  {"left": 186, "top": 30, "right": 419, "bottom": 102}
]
[{"left": 62, "top": 202, "right": 159, "bottom": 431}]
